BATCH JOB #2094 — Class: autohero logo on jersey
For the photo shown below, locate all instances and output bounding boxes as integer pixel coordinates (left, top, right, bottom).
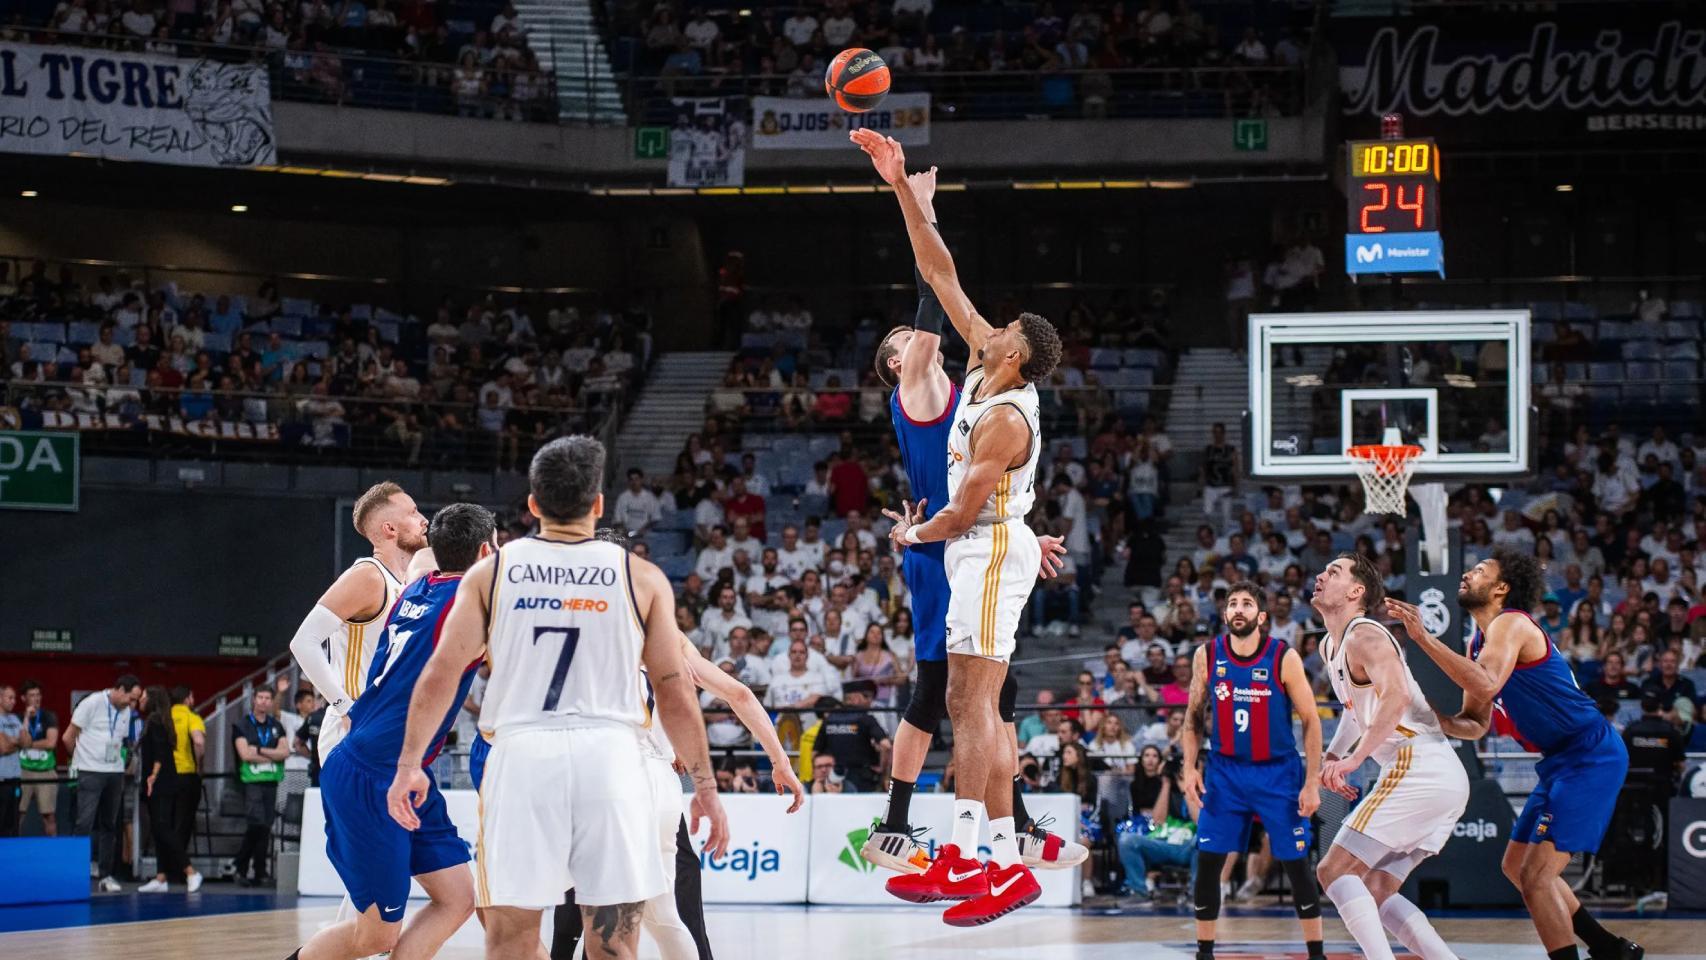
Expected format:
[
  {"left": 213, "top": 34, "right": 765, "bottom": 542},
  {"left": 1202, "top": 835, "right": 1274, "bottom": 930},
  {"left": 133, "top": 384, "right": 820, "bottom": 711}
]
[
  {"left": 1453, "top": 819, "right": 1499, "bottom": 842},
  {"left": 512, "top": 597, "right": 611, "bottom": 612},
  {"left": 505, "top": 563, "right": 617, "bottom": 586}
]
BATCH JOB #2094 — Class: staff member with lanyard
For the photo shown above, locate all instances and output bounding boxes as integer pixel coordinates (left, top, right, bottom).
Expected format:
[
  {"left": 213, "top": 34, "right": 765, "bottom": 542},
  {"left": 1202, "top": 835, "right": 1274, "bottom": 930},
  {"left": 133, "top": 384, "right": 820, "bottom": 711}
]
[
  {"left": 18, "top": 681, "right": 62, "bottom": 836},
  {"left": 64, "top": 675, "right": 142, "bottom": 892},
  {"left": 231, "top": 687, "right": 290, "bottom": 887}
]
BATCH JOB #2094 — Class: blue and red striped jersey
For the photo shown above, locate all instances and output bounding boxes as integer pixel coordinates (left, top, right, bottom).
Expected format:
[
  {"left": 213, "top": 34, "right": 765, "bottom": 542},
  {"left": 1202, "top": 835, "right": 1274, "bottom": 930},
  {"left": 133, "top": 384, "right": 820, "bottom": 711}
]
[{"left": 1209, "top": 634, "right": 1297, "bottom": 763}]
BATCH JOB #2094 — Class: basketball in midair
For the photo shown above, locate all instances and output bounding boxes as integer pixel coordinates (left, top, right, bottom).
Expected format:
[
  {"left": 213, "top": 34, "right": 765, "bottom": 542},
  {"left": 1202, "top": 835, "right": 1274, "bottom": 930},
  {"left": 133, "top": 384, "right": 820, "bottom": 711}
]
[{"left": 824, "top": 48, "right": 891, "bottom": 113}]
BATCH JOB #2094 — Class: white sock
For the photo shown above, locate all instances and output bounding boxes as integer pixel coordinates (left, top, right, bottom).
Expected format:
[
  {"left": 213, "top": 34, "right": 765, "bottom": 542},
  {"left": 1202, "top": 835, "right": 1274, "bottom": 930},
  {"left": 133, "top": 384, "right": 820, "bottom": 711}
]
[
  {"left": 1325, "top": 875, "right": 1396, "bottom": 960},
  {"left": 1379, "top": 893, "right": 1457, "bottom": 960},
  {"left": 950, "top": 798, "right": 985, "bottom": 853},
  {"left": 988, "top": 816, "right": 1020, "bottom": 868}
]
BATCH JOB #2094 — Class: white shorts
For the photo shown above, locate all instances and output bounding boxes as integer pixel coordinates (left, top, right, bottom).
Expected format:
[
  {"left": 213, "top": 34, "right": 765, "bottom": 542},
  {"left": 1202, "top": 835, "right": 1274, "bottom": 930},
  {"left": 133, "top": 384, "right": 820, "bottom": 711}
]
[
  {"left": 945, "top": 521, "right": 1041, "bottom": 663},
  {"left": 316, "top": 710, "right": 348, "bottom": 762},
  {"left": 649, "top": 757, "right": 684, "bottom": 885},
  {"left": 1332, "top": 740, "right": 1469, "bottom": 860},
  {"left": 475, "top": 725, "right": 666, "bottom": 909}
]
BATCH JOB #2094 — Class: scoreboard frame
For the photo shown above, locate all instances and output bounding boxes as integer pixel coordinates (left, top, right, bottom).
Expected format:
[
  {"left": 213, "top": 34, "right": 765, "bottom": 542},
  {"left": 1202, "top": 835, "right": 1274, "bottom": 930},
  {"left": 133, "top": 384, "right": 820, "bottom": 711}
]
[{"left": 1344, "top": 137, "right": 1445, "bottom": 278}]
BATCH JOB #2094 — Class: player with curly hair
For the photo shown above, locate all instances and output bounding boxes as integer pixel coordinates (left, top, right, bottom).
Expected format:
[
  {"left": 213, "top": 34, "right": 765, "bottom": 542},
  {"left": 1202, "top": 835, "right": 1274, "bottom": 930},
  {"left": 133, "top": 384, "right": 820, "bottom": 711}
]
[
  {"left": 852, "top": 128, "right": 1063, "bottom": 926},
  {"left": 1388, "top": 547, "right": 1642, "bottom": 960}
]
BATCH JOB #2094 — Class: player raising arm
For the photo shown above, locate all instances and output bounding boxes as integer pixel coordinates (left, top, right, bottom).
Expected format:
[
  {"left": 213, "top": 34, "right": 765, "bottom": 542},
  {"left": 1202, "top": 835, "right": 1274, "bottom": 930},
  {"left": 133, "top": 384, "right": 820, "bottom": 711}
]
[{"left": 1387, "top": 548, "right": 1641, "bottom": 960}]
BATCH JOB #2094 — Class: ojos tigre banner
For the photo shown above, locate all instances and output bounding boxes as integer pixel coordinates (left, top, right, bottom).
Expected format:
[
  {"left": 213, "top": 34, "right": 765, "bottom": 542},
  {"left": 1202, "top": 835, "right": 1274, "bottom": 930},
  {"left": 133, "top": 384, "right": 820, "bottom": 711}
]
[
  {"left": 751, "top": 92, "right": 930, "bottom": 150},
  {"left": 0, "top": 407, "right": 280, "bottom": 441}
]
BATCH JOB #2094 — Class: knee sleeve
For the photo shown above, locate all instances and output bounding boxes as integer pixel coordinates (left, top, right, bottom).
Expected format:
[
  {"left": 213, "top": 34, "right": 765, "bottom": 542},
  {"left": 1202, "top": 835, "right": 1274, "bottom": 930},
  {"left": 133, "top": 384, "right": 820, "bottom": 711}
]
[
  {"left": 903, "top": 659, "right": 948, "bottom": 734},
  {"left": 999, "top": 672, "right": 1018, "bottom": 724},
  {"left": 1281, "top": 857, "right": 1321, "bottom": 919},
  {"left": 1194, "top": 851, "right": 1227, "bottom": 921}
]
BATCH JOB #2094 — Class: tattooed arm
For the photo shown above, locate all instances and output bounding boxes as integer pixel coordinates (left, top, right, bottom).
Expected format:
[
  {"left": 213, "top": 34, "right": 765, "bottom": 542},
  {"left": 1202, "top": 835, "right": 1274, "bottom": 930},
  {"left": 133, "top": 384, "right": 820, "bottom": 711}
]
[
  {"left": 636, "top": 554, "right": 730, "bottom": 858},
  {"left": 1179, "top": 641, "right": 1211, "bottom": 806}
]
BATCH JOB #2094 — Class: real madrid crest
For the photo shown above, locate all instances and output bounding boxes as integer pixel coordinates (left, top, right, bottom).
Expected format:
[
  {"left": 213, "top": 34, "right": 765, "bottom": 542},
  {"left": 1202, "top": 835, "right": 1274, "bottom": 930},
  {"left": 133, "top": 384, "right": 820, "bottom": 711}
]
[{"left": 1419, "top": 586, "right": 1451, "bottom": 637}]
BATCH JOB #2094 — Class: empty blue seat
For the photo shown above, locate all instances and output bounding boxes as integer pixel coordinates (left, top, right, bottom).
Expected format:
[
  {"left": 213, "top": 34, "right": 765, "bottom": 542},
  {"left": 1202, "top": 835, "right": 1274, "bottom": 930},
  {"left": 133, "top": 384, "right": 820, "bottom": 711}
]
[
  {"left": 1672, "top": 300, "right": 1702, "bottom": 319},
  {"left": 1663, "top": 319, "right": 1701, "bottom": 340},
  {"left": 1658, "top": 383, "right": 1699, "bottom": 404},
  {"left": 1563, "top": 302, "right": 1597, "bottom": 320},
  {"left": 1588, "top": 362, "right": 1622, "bottom": 381},
  {"left": 1625, "top": 322, "right": 1664, "bottom": 340},
  {"left": 1625, "top": 361, "right": 1660, "bottom": 381},
  {"left": 271, "top": 316, "right": 303, "bottom": 337},
  {"left": 1597, "top": 320, "right": 1630, "bottom": 341},
  {"left": 66, "top": 321, "right": 100, "bottom": 345},
  {"left": 1672, "top": 341, "right": 1701, "bottom": 360},
  {"left": 282, "top": 297, "right": 314, "bottom": 317},
  {"left": 202, "top": 331, "right": 232, "bottom": 353},
  {"left": 1622, "top": 340, "right": 1661, "bottom": 361},
  {"left": 1531, "top": 321, "right": 1556, "bottom": 343},
  {"left": 1089, "top": 348, "right": 1120, "bottom": 369}
]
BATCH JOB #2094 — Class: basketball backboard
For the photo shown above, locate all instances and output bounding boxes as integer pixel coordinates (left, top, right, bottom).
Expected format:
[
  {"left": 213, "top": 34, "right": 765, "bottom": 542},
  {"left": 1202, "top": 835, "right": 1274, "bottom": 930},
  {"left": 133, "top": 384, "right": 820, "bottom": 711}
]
[{"left": 1246, "top": 310, "right": 1532, "bottom": 481}]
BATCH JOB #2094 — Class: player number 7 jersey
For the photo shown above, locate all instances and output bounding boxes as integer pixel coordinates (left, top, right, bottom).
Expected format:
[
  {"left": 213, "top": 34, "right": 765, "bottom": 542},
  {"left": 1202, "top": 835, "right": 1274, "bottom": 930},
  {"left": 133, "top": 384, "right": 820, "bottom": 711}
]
[{"left": 479, "top": 536, "right": 654, "bottom": 738}]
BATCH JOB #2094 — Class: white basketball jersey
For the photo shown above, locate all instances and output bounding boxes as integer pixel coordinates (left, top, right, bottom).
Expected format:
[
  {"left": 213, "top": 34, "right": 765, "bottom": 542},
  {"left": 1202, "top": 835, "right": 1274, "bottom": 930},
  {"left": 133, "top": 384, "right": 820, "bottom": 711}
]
[
  {"left": 1324, "top": 615, "right": 1446, "bottom": 765},
  {"left": 946, "top": 367, "right": 1042, "bottom": 526},
  {"left": 327, "top": 556, "right": 404, "bottom": 702},
  {"left": 480, "top": 536, "right": 652, "bottom": 737}
]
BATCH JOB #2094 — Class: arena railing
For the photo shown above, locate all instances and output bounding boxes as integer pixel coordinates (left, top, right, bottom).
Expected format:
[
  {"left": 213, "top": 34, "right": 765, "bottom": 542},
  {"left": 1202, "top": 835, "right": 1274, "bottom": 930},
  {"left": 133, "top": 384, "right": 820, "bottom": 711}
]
[
  {"left": 617, "top": 64, "right": 1306, "bottom": 124},
  {"left": 0, "top": 377, "right": 631, "bottom": 473},
  {"left": 12, "top": 26, "right": 568, "bottom": 123}
]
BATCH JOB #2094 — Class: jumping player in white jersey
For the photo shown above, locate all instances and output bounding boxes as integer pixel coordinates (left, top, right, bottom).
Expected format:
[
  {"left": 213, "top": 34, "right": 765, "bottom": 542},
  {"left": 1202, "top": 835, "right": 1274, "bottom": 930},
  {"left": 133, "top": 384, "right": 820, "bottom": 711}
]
[
  {"left": 1312, "top": 555, "right": 1467, "bottom": 960},
  {"left": 388, "top": 435, "right": 729, "bottom": 960},
  {"left": 853, "top": 128, "right": 1064, "bottom": 926},
  {"left": 288, "top": 480, "right": 425, "bottom": 940},
  {"left": 859, "top": 165, "right": 1082, "bottom": 879}
]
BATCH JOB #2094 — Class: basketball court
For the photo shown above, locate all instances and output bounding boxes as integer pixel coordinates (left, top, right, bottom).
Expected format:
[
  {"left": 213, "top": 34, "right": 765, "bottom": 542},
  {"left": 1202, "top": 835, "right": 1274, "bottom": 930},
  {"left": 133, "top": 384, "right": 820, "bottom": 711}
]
[{"left": 4, "top": 896, "right": 1704, "bottom": 959}]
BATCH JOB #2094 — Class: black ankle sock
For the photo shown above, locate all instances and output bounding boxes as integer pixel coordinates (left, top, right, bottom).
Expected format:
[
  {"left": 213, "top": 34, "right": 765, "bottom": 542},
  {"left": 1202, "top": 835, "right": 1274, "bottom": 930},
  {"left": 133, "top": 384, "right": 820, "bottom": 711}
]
[
  {"left": 1012, "top": 775, "right": 1031, "bottom": 828},
  {"left": 284, "top": 950, "right": 301, "bottom": 960},
  {"left": 1548, "top": 947, "right": 1581, "bottom": 960},
  {"left": 1572, "top": 906, "right": 1621, "bottom": 955},
  {"left": 1196, "top": 939, "right": 1215, "bottom": 960},
  {"left": 882, "top": 777, "right": 915, "bottom": 831},
  {"left": 1306, "top": 940, "right": 1325, "bottom": 959}
]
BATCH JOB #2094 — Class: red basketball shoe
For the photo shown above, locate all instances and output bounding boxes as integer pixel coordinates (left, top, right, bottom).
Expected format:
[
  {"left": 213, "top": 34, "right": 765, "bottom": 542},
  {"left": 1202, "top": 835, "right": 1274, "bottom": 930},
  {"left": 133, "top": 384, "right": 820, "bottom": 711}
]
[
  {"left": 884, "top": 843, "right": 988, "bottom": 903},
  {"left": 941, "top": 861, "right": 1041, "bottom": 926}
]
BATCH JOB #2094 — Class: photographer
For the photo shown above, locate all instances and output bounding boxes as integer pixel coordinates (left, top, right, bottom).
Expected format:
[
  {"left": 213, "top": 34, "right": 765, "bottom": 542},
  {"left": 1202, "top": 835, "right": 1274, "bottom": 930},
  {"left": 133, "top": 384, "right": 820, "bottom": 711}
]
[{"left": 1117, "top": 746, "right": 1198, "bottom": 901}]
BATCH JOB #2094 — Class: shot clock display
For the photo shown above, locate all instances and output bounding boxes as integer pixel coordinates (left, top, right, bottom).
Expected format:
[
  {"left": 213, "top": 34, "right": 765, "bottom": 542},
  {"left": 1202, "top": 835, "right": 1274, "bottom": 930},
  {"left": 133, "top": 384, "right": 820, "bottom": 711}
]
[{"left": 1345, "top": 137, "right": 1445, "bottom": 278}]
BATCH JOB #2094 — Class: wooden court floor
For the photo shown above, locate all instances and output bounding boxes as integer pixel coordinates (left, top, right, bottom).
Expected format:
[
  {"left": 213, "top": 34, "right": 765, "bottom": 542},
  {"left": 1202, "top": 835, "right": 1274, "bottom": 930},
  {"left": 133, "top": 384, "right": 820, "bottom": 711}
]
[{"left": 6, "top": 900, "right": 1706, "bottom": 960}]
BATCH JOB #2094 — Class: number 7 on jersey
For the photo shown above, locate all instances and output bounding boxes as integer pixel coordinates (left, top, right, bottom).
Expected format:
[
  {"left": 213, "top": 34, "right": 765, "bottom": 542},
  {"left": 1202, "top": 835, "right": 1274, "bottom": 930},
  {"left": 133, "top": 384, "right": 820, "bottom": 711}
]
[{"left": 534, "top": 626, "right": 581, "bottom": 711}]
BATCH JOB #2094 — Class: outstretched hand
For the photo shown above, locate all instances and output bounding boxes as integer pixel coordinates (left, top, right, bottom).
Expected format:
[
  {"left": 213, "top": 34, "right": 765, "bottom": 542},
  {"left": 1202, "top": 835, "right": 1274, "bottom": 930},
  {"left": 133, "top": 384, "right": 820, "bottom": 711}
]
[
  {"left": 851, "top": 128, "right": 906, "bottom": 185},
  {"left": 1384, "top": 598, "right": 1433, "bottom": 645},
  {"left": 1036, "top": 534, "right": 1067, "bottom": 579},
  {"left": 883, "top": 498, "right": 926, "bottom": 550}
]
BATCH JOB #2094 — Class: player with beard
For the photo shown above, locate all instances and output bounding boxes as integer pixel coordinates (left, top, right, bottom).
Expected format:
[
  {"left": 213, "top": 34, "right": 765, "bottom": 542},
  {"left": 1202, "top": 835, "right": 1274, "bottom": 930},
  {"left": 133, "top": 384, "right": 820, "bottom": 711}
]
[
  {"left": 288, "top": 480, "right": 428, "bottom": 941},
  {"left": 1180, "top": 583, "right": 1324, "bottom": 960},
  {"left": 1388, "top": 548, "right": 1642, "bottom": 960}
]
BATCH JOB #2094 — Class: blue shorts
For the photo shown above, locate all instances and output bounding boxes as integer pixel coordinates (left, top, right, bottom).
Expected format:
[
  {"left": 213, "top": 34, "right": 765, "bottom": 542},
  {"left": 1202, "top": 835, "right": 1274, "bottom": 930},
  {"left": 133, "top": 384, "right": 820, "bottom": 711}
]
[
  {"left": 903, "top": 547, "right": 949, "bottom": 662},
  {"left": 320, "top": 749, "right": 470, "bottom": 920},
  {"left": 1198, "top": 756, "right": 1312, "bottom": 861},
  {"left": 1512, "top": 720, "right": 1628, "bottom": 853},
  {"left": 469, "top": 735, "right": 491, "bottom": 791}
]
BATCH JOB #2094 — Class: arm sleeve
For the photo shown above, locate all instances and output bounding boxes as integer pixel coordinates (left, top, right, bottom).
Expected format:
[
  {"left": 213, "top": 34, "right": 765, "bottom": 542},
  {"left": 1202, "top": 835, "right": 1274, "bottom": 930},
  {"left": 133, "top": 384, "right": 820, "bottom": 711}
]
[
  {"left": 1325, "top": 706, "right": 1362, "bottom": 759},
  {"left": 289, "top": 604, "right": 355, "bottom": 715},
  {"left": 912, "top": 221, "right": 945, "bottom": 335}
]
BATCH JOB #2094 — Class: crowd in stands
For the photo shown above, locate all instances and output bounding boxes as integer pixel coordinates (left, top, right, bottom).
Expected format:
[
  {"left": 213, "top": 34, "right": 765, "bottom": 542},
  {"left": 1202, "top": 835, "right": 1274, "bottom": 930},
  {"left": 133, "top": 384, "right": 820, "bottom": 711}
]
[
  {"left": 0, "top": 258, "right": 649, "bottom": 469},
  {"left": 615, "top": 0, "right": 1309, "bottom": 118},
  {"left": 6, "top": 0, "right": 555, "bottom": 119}
]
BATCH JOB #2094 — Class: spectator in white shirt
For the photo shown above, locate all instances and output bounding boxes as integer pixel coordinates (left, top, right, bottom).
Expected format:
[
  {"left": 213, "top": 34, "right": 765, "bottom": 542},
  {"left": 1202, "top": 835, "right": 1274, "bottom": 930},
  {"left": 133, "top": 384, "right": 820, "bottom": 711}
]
[
  {"left": 614, "top": 468, "right": 662, "bottom": 536},
  {"left": 739, "top": 452, "right": 771, "bottom": 497},
  {"left": 693, "top": 494, "right": 726, "bottom": 543},
  {"left": 490, "top": 1, "right": 521, "bottom": 37},
  {"left": 65, "top": 676, "right": 142, "bottom": 890},
  {"left": 776, "top": 525, "right": 813, "bottom": 579},
  {"left": 1638, "top": 426, "right": 1681, "bottom": 470},
  {"left": 683, "top": 7, "right": 719, "bottom": 49},
  {"left": 1490, "top": 511, "right": 1536, "bottom": 550},
  {"left": 1232, "top": 27, "right": 1268, "bottom": 65},
  {"left": 696, "top": 526, "right": 736, "bottom": 582},
  {"left": 821, "top": 2, "right": 857, "bottom": 46},
  {"left": 701, "top": 585, "right": 753, "bottom": 659},
  {"left": 782, "top": 10, "right": 818, "bottom": 46},
  {"left": 765, "top": 639, "right": 834, "bottom": 730},
  {"left": 727, "top": 515, "right": 763, "bottom": 564}
]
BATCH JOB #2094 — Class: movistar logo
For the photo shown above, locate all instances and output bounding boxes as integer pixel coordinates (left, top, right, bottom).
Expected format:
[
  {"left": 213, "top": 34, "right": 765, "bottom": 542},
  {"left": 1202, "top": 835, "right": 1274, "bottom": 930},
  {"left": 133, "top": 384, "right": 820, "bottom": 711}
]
[
  {"left": 1356, "top": 242, "right": 1384, "bottom": 263},
  {"left": 840, "top": 827, "right": 877, "bottom": 873},
  {"left": 701, "top": 840, "right": 781, "bottom": 880}
]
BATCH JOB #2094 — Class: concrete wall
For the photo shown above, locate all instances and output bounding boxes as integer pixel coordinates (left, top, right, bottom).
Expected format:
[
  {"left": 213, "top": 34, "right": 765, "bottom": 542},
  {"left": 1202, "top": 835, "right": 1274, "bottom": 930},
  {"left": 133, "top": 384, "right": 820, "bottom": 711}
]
[{"left": 273, "top": 102, "right": 1325, "bottom": 178}]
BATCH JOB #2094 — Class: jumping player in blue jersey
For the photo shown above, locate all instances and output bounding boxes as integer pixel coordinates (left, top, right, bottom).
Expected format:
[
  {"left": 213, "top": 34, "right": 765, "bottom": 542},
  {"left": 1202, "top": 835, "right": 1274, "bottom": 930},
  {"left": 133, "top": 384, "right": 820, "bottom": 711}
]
[
  {"left": 1180, "top": 583, "right": 1325, "bottom": 960},
  {"left": 1389, "top": 547, "right": 1643, "bottom": 960},
  {"left": 285, "top": 503, "right": 496, "bottom": 960},
  {"left": 856, "top": 165, "right": 1080, "bottom": 882}
]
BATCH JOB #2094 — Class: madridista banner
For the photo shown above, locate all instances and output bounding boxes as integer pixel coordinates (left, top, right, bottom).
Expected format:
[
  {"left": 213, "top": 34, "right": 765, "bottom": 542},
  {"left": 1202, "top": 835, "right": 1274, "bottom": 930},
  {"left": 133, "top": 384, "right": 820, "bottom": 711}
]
[
  {"left": 1336, "top": 10, "right": 1706, "bottom": 146},
  {"left": 751, "top": 92, "right": 930, "bottom": 150},
  {"left": 0, "top": 41, "right": 276, "bottom": 167}
]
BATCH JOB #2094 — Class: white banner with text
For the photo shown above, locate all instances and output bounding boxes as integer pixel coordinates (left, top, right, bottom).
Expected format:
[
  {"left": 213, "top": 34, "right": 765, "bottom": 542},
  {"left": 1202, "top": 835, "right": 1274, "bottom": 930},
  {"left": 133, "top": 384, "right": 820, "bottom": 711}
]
[
  {"left": 0, "top": 41, "right": 276, "bottom": 167},
  {"left": 751, "top": 93, "right": 930, "bottom": 150}
]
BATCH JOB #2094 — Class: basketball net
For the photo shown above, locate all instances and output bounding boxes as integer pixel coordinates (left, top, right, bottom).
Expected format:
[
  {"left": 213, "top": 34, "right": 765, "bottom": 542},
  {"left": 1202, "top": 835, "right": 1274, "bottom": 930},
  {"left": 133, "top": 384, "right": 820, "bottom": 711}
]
[{"left": 1348, "top": 428, "right": 1450, "bottom": 574}]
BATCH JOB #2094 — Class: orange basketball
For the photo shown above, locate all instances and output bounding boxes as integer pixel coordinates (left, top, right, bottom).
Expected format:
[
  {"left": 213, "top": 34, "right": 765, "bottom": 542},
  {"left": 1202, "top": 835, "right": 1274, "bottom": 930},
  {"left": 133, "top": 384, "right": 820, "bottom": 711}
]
[{"left": 824, "top": 48, "right": 891, "bottom": 113}]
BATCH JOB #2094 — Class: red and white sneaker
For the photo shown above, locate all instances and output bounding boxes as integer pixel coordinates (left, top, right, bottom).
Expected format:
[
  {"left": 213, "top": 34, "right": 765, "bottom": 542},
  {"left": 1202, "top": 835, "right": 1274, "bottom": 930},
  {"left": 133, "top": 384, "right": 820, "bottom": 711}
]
[
  {"left": 942, "top": 861, "right": 1041, "bottom": 927},
  {"left": 1017, "top": 816, "right": 1089, "bottom": 870},
  {"left": 885, "top": 843, "right": 988, "bottom": 904}
]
